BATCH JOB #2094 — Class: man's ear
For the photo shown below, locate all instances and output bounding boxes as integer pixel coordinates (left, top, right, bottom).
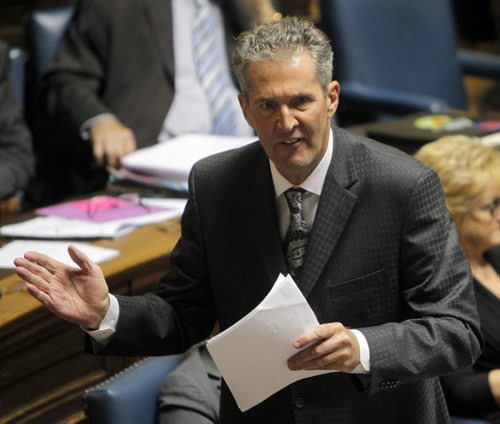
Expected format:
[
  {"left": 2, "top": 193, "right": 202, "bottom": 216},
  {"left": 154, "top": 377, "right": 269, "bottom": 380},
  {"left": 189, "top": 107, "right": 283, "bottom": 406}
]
[
  {"left": 326, "top": 81, "right": 340, "bottom": 119},
  {"left": 238, "top": 93, "right": 255, "bottom": 129}
]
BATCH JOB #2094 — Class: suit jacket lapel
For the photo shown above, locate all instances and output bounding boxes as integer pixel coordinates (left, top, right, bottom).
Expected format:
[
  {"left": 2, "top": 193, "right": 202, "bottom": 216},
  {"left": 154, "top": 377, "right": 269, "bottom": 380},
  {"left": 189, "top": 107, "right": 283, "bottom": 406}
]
[
  {"left": 299, "top": 128, "right": 359, "bottom": 298},
  {"left": 141, "top": 0, "right": 175, "bottom": 85},
  {"left": 245, "top": 148, "right": 288, "bottom": 290}
]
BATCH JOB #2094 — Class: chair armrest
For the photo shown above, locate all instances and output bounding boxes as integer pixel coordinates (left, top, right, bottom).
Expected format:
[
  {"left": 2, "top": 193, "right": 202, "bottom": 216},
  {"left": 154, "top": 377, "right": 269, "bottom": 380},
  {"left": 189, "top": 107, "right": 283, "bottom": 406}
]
[
  {"left": 340, "top": 82, "right": 449, "bottom": 114},
  {"left": 8, "top": 47, "right": 25, "bottom": 108},
  {"left": 450, "top": 416, "right": 489, "bottom": 424},
  {"left": 458, "top": 50, "right": 500, "bottom": 79},
  {"left": 83, "top": 354, "right": 185, "bottom": 424}
]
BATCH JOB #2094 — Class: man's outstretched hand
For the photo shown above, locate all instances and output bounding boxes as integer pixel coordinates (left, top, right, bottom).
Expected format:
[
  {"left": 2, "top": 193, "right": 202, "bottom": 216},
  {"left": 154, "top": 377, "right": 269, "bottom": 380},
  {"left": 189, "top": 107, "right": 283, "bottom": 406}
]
[{"left": 14, "top": 245, "right": 110, "bottom": 330}]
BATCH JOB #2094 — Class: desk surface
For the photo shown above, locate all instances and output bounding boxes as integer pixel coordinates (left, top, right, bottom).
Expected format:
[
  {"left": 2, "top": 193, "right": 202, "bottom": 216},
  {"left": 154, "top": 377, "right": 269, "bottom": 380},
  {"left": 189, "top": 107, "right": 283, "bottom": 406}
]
[
  {"left": 0, "top": 218, "right": 181, "bottom": 327},
  {"left": 0, "top": 215, "right": 182, "bottom": 423}
]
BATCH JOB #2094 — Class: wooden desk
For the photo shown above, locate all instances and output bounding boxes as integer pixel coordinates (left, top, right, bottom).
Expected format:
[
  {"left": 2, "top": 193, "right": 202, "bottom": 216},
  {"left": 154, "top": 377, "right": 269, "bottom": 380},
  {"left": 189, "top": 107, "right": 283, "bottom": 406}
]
[{"left": 0, "top": 218, "right": 181, "bottom": 423}]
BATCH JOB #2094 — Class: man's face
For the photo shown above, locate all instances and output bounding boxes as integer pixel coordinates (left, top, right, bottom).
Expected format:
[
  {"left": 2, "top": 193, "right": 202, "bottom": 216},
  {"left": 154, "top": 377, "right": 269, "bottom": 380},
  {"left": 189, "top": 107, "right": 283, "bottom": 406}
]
[{"left": 239, "top": 51, "right": 339, "bottom": 185}]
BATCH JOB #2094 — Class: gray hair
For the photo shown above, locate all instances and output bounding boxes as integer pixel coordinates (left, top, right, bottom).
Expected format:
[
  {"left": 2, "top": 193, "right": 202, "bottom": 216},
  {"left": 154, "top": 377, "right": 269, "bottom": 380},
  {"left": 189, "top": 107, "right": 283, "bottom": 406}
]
[{"left": 232, "top": 16, "right": 334, "bottom": 98}]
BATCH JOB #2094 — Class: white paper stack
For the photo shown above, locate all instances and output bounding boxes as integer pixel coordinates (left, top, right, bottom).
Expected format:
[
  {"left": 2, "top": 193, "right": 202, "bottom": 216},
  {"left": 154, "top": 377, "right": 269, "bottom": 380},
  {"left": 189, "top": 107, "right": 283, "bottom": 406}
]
[
  {"left": 206, "top": 274, "right": 335, "bottom": 412},
  {"left": 120, "top": 133, "right": 256, "bottom": 187},
  {"left": 0, "top": 240, "right": 119, "bottom": 269},
  {"left": 0, "top": 198, "right": 187, "bottom": 239}
]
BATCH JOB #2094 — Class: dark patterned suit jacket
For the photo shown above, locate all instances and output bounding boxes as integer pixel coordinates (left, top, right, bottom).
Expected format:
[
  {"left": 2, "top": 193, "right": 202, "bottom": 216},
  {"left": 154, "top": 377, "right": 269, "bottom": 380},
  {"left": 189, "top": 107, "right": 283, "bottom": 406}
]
[{"left": 100, "top": 127, "right": 482, "bottom": 423}]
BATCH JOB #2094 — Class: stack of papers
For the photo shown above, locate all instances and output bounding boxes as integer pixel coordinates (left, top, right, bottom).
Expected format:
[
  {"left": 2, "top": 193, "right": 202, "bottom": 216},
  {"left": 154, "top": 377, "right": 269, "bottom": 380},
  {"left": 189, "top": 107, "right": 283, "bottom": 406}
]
[
  {"left": 206, "top": 274, "right": 335, "bottom": 412},
  {"left": 0, "top": 198, "right": 187, "bottom": 239},
  {"left": 119, "top": 133, "right": 256, "bottom": 189},
  {"left": 36, "top": 195, "right": 169, "bottom": 222},
  {"left": 0, "top": 240, "right": 119, "bottom": 269},
  {"left": 481, "top": 132, "right": 500, "bottom": 149}
]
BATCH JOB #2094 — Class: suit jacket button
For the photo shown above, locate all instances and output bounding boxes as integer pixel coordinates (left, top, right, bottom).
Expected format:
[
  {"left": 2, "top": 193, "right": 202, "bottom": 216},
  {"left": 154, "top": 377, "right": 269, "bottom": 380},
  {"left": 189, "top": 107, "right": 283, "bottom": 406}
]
[{"left": 294, "top": 398, "right": 304, "bottom": 409}]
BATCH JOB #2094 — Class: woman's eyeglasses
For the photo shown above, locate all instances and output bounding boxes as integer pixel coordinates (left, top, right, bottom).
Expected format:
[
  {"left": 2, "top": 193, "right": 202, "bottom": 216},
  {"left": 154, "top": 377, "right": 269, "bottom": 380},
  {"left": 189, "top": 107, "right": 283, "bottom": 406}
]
[{"left": 477, "top": 198, "right": 500, "bottom": 218}]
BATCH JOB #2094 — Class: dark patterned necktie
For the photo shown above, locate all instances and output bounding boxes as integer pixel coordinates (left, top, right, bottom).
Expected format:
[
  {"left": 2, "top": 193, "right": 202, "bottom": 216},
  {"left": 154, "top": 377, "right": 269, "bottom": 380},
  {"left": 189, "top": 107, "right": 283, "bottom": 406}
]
[{"left": 283, "top": 188, "right": 310, "bottom": 282}]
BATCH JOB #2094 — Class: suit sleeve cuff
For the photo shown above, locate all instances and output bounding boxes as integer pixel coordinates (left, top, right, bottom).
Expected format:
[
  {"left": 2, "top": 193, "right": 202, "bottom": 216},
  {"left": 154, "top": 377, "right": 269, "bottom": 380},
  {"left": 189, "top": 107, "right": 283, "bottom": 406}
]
[{"left": 80, "top": 113, "right": 116, "bottom": 140}]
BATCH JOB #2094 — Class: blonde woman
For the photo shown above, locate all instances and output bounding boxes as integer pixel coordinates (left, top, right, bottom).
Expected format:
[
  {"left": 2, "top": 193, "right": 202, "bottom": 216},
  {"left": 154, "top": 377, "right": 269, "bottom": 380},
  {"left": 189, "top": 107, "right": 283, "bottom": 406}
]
[{"left": 415, "top": 136, "right": 500, "bottom": 422}]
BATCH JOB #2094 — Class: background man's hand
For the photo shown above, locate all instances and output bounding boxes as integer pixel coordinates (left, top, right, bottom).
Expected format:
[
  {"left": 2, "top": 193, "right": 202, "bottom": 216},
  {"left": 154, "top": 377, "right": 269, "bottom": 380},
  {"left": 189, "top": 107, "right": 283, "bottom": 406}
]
[
  {"left": 90, "top": 117, "right": 137, "bottom": 168},
  {"left": 287, "top": 322, "right": 360, "bottom": 372},
  {"left": 14, "top": 245, "right": 110, "bottom": 330}
]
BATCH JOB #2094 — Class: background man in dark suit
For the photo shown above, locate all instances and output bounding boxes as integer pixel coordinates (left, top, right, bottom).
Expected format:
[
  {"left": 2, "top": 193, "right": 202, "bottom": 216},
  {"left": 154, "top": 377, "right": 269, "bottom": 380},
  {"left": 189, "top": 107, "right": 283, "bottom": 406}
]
[
  {"left": 0, "top": 40, "right": 34, "bottom": 201},
  {"left": 35, "top": 0, "right": 276, "bottom": 204},
  {"left": 16, "top": 17, "right": 482, "bottom": 423}
]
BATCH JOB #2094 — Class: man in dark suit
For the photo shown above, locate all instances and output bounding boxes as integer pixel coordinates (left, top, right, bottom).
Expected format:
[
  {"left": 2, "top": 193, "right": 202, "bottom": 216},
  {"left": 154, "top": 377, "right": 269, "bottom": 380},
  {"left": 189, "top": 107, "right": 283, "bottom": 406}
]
[
  {"left": 16, "top": 17, "right": 482, "bottom": 423},
  {"left": 0, "top": 40, "right": 34, "bottom": 201},
  {"left": 35, "top": 0, "right": 266, "bottom": 204}
]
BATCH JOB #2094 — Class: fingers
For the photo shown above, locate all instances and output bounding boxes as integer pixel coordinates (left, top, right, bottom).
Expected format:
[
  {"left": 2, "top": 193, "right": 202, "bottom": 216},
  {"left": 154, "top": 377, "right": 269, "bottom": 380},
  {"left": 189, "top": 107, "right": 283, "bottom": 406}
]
[
  {"left": 90, "top": 118, "right": 137, "bottom": 167},
  {"left": 25, "top": 280, "right": 53, "bottom": 306},
  {"left": 288, "top": 323, "right": 360, "bottom": 372},
  {"left": 67, "top": 245, "right": 94, "bottom": 273},
  {"left": 292, "top": 322, "right": 343, "bottom": 349},
  {"left": 15, "top": 260, "right": 50, "bottom": 287},
  {"left": 15, "top": 257, "right": 60, "bottom": 305},
  {"left": 23, "top": 251, "right": 62, "bottom": 273},
  {"left": 14, "top": 252, "right": 63, "bottom": 278}
]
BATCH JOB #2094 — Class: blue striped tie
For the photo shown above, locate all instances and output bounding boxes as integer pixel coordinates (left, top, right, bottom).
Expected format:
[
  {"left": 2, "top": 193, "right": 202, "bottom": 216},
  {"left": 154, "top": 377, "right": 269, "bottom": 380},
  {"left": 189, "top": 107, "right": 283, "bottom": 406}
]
[{"left": 192, "top": 0, "right": 239, "bottom": 135}]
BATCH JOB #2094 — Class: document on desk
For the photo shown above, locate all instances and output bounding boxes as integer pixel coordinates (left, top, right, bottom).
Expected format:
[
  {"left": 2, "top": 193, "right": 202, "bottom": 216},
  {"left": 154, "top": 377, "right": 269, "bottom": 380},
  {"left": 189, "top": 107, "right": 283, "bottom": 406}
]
[
  {"left": 0, "top": 198, "right": 187, "bottom": 239},
  {"left": 121, "top": 133, "right": 256, "bottom": 183},
  {"left": 206, "top": 274, "right": 335, "bottom": 412},
  {"left": 0, "top": 240, "right": 119, "bottom": 269}
]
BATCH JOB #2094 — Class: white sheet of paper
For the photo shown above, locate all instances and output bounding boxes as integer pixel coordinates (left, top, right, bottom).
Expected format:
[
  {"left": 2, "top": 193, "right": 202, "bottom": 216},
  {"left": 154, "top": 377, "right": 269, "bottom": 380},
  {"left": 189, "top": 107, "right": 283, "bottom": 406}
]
[
  {"left": 481, "top": 131, "right": 500, "bottom": 148},
  {"left": 0, "top": 198, "right": 187, "bottom": 239},
  {"left": 110, "top": 168, "right": 189, "bottom": 192},
  {"left": 206, "top": 274, "right": 335, "bottom": 412},
  {"left": 0, "top": 240, "right": 119, "bottom": 269},
  {"left": 121, "top": 133, "right": 256, "bottom": 182}
]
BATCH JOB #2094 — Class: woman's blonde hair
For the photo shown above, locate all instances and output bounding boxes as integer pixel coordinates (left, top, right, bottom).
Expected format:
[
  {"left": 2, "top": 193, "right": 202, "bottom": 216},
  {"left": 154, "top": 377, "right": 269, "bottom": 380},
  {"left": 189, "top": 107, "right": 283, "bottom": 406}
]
[{"left": 414, "top": 135, "right": 500, "bottom": 217}]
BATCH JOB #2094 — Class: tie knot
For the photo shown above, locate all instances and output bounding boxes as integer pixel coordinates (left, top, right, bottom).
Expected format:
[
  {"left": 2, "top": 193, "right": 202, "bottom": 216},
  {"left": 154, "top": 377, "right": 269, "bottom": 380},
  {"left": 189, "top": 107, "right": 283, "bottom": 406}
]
[{"left": 284, "top": 187, "right": 306, "bottom": 213}]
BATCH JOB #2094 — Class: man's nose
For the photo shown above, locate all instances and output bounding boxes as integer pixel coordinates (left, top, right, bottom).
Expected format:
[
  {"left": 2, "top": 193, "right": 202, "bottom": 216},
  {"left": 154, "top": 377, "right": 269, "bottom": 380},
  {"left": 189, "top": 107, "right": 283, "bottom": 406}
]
[{"left": 277, "top": 106, "right": 298, "bottom": 132}]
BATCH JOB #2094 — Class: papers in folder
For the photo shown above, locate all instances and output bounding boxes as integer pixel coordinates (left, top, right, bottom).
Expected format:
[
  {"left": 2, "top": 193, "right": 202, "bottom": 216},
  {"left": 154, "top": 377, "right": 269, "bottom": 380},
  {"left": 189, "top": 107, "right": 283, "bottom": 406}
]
[
  {"left": 206, "top": 274, "right": 335, "bottom": 412},
  {"left": 0, "top": 198, "right": 187, "bottom": 239},
  {"left": 120, "top": 133, "right": 256, "bottom": 188}
]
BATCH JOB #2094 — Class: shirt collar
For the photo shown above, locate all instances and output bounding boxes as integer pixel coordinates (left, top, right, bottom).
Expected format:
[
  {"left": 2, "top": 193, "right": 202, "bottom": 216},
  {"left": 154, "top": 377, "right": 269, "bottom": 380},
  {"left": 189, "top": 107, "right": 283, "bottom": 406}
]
[{"left": 270, "top": 128, "right": 333, "bottom": 198}]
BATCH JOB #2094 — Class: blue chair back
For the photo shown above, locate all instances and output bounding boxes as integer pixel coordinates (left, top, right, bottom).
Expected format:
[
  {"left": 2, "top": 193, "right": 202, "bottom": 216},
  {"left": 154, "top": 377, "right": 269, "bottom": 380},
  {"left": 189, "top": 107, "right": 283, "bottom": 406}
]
[
  {"left": 24, "top": 5, "right": 73, "bottom": 128},
  {"left": 25, "top": 5, "right": 74, "bottom": 83},
  {"left": 8, "top": 47, "right": 25, "bottom": 108},
  {"left": 320, "top": 0, "right": 467, "bottom": 118},
  {"left": 83, "top": 355, "right": 185, "bottom": 424},
  {"left": 450, "top": 417, "right": 488, "bottom": 424}
]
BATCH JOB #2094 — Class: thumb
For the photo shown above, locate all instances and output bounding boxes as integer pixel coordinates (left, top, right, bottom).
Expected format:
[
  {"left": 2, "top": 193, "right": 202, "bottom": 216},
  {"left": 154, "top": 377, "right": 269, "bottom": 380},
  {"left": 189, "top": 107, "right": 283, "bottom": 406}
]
[{"left": 67, "top": 245, "right": 94, "bottom": 273}]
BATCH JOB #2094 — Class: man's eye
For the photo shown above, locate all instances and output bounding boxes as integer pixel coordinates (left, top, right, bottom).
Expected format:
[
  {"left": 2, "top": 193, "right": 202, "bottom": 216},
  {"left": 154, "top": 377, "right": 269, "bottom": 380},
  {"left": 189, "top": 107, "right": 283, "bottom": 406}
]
[
  {"left": 293, "top": 96, "right": 309, "bottom": 107},
  {"left": 260, "top": 102, "right": 275, "bottom": 110}
]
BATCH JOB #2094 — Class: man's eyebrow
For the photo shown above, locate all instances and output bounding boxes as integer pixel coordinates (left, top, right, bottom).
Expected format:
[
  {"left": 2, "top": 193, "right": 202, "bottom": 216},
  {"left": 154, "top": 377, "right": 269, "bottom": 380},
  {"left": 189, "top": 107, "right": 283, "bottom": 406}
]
[{"left": 253, "top": 92, "right": 312, "bottom": 103}]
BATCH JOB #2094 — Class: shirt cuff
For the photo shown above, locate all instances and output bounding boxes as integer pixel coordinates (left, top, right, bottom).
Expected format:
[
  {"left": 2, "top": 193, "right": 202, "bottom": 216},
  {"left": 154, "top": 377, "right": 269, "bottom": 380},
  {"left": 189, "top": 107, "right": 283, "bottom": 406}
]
[
  {"left": 80, "top": 113, "right": 116, "bottom": 140},
  {"left": 350, "top": 329, "right": 370, "bottom": 374},
  {"left": 81, "top": 294, "right": 119, "bottom": 344}
]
